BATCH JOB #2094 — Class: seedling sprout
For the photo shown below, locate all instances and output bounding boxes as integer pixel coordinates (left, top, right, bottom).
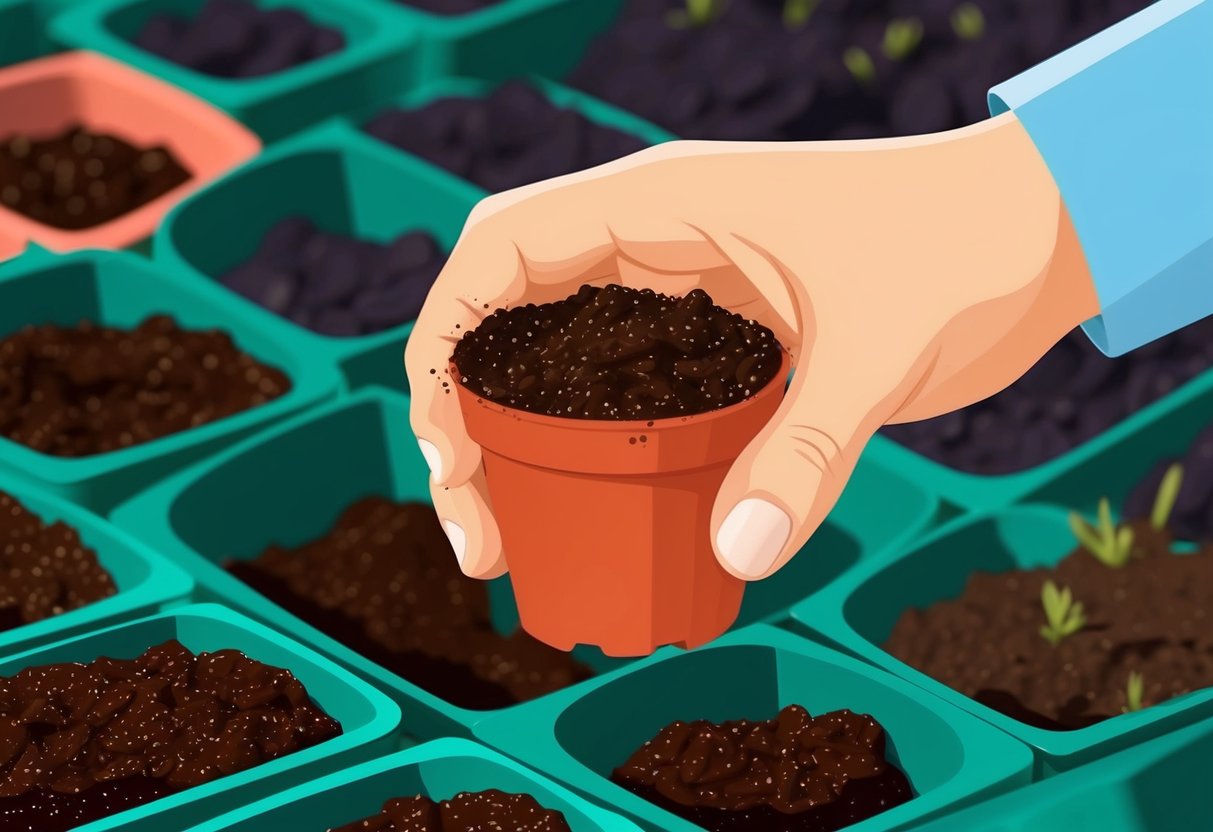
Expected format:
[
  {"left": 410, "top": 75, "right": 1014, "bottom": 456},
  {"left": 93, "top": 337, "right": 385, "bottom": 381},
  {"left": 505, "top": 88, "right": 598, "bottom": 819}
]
[
  {"left": 1150, "top": 463, "right": 1184, "bottom": 531},
  {"left": 1123, "top": 671, "right": 1145, "bottom": 713},
  {"left": 1070, "top": 498, "right": 1135, "bottom": 568},
  {"left": 882, "top": 18, "right": 924, "bottom": 60},
  {"left": 1040, "top": 580, "right": 1086, "bottom": 646},
  {"left": 951, "top": 3, "right": 985, "bottom": 39}
]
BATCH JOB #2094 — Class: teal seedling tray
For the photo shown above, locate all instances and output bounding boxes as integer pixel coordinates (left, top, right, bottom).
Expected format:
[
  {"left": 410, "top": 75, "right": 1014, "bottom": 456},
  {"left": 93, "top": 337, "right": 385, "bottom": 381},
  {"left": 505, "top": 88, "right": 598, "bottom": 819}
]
[
  {"left": 904, "top": 711, "right": 1213, "bottom": 832},
  {"left": 0, "top": 467, "right": 192, "bottom": 657},
  {"left": 111, "top": 387, "right": 939, "bottom": 737},
  {"left": 155, "top": 118, "right": 481, "bottom": 392},
  {"left": 353, "top": 73, "right": 677, "bottom": 185},
  {"left": 862, "top": 361, "right": 1213, "bottom": 513},
  {"left": 0, "top": 602, "right": 402, "bottom": 832},
  {"left": 790, "top": 505, "right": 1213, "bottom": 776},
  {"left": 0, "top": 247, "right": 341, "bottom": 512},
  {"left": 189, "top": 737, "right": 640, "bottom": 831},
  {"left": 0, "top": 0, "right": 51, "bottom": 68},
  {"left": 375, "top": 0, "right": 624, "bottom": 83},
  {"left": 48, "top": 0, "right": 418, "bottom": 141},
  {"left": 475, "top": 624, "right": 1033, "bottom": 832}
]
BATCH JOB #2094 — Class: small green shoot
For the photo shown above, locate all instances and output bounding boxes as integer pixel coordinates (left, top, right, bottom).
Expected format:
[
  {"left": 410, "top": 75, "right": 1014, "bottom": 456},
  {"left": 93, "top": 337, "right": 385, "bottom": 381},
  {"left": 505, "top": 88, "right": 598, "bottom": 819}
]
[
  {"left": 783, "top": 0, "right": 817, "bottom": 28},
  {"left": 666, "top": 0, "right": 723, "bottom": 28},
  {"left": 1039, "top": 580, "right": 1085, "bottom": 646},
  {"left": 843, "top": 47, "right": 876, "bottom": 85},
  {"left": 951, "top": 2, "right": 985, "bottom": 39},
  {"left": 1123, "top": 671, "right": 1145, "bottom": 713},
  {"left": 1150, "top": 463, "right": 1184, "bottom": 531},
  {"left": 1070, "top": 498, "right": 1135, "bottom": 568},
  {"left": 882, "top": 18, "right": 923, "bottom": 60}
]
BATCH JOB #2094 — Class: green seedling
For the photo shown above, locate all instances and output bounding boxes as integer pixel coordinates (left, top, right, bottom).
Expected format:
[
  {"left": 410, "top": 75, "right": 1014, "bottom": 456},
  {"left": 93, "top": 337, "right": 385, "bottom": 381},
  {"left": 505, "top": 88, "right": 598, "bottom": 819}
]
[
  {"left": 783, "top": 0, "right": 817, "bottom": 28},
  {"left": 667, "top": 0, "right": 723, "bottom": 28},
  {"left": 1070, "top": 497, "right": 1136, "bottom": 568},
  {"left": 1039, "top": 580, "right": 1086, "bottom": 646},
  {"left": 882, "top": 18, "right": 924, "bottom": 60},
  {"left": 1150, "top": 462, "right": 1185, "bottom": 531},
  {"left": 843, "top": 47, "right": 876, "bottom": 85},
  {"left": 1123, "top": 670, "right": 1145, "bottom": 713},
  {"left": 951, "top": 2, "right": 985, "bottom": 39}
]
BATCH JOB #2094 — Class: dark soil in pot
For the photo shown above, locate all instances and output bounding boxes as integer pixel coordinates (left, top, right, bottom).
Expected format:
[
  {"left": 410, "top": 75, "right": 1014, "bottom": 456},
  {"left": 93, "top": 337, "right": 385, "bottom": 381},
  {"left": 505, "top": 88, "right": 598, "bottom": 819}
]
[
  {"left": 0, "top": 491, "right": 116, "bottom": 633},
  {"left": 0, "top": 125, "right": 190, "bottom": 230},
  {"left": 0, "top": 315, "right": 290, "bottom": 457},
  {"left": 612, "top": 704, "right": 913, "bottom": 831},
  {"left": 0, "top": 640, "right": 341, "bottom": 832},
  {"left": 226, "top": 498, "right": 592, "bottom": 710}
]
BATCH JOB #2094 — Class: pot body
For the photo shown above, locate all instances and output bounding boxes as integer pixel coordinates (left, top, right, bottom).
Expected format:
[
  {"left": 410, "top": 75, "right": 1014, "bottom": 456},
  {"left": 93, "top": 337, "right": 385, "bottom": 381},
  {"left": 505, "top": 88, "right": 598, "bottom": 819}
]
[{"left": 454, "top": 355, "right": 789, "bottom": 656}]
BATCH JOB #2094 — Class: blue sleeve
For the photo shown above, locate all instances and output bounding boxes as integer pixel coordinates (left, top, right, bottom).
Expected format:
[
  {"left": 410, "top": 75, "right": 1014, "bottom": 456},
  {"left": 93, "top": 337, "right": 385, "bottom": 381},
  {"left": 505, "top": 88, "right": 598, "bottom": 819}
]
[{"left": 987, "top": 0, "right": 1213, "bottom": 357}]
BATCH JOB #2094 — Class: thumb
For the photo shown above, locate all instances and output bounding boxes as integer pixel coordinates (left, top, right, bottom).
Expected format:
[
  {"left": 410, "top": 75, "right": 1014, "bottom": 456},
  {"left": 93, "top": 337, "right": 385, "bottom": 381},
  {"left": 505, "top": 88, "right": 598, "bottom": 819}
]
[{"left": 710, "top": 337, "right": 909, "bottom": 581}]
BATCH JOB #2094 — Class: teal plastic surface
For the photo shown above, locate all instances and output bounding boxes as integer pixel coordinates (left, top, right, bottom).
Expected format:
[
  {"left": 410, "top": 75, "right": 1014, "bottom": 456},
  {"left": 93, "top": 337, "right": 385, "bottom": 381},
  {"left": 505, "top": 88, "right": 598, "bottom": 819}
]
[
  {"left": 0, "top": 603, "right": 402, "bottom": 832},
  {"left": 903, "top": 713, "right": 1213, "bottom": 832},
  {"left": 475, "top": 623, "right": 1034, "bottom": 832},
  {"left": 353, "top": 73, "right": 678, "bottom": 185},
  {"left": 155, "top": 118, "right": 481, "bottom": 393},
  {"left": 376, "top": 0, "right": 624, "bottom": 83},
  {"left": 0, "top": 247, "right": 341, "bottom": 512},
  {"left": 111, "top": 387, "right": 939, "bottom": 737},
  {"left": 0, "top": 0, "right": 52, "bottom": 68},
  {"left": 189, "top": 737, "right": 640, "bottom": 831},
  {"left": 790, "top": 505, "right": 1213, "bottom": 776},
  {"left": 0, "top": 466, "right": 192, "bottom": 656},
  {"left": 48, "top": 0, "right": 418, "bottom": 141}
]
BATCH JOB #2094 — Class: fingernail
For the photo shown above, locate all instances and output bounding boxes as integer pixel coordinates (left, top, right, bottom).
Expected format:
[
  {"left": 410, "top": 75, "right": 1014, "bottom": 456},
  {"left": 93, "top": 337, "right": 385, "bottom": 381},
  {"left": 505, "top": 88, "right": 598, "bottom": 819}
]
[
  {"left": 418, "top": 439, "right": 443, "bottom": 481},
  {"left": 442, "top": 520, "right": 466, "bottom": 568},
  {"left": 716, "top": 498, "right": 792, "bottom": 579}
]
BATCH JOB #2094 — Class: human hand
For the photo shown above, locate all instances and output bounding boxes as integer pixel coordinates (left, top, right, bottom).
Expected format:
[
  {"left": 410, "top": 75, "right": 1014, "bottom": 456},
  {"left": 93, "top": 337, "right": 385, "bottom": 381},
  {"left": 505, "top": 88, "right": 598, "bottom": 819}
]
[{"left": 405, "top": 110, "right": 1099, "bottom": 583}]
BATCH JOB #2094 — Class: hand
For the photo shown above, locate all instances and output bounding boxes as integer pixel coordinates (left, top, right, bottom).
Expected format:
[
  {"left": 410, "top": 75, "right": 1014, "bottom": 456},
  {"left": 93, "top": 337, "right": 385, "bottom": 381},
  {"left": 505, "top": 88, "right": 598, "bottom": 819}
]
[{"left": 404, "top": 110, "right": 1100, "bottom": 583}]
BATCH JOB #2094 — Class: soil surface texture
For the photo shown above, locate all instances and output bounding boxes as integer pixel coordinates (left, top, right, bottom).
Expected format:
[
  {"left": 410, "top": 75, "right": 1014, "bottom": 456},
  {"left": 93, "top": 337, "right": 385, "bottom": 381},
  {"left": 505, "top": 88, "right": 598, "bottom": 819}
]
[
  {"left": 452, "top": 284, "right": 783, "bottom": 420},
  {"left": 0, "top": 125, "right": 189, "bottom": 230},
  {"left": 885, "top": 520, "right": 1213, "bottom": 730},
  {"left": 218, "top": 217, "right": 445, "bottom": 337},
  {"left": 330, "top": 790, "right": 573, "bottom": 832},
  {"left": 1124, "top": 422, "right": 1213, "bottom": 544},
  {"left": 0, "top": 491, "right": 115, "bottom": 633},
  {"left": 226, "top": 498, "right": 591, "bottom": 710},
  {"left": 134, "top": 0, "right": 345, "bottom": 79},
  {"left": 883, "top": 319, "right": 1213, "bottom": 473},
  {"left": 612, "top": 704, "right": 913, "bottom": 832},
  {"left": 571, "top": 0, "right": 1155, "bottom": 142},
  {"left": 0, "top": 639, "right": 341, "bottom": 832},
  {"left": 0, "top": 315, "right": 290, "bottom": 457},
  {"left": 364, "top": 80, "right": 648, "bottom": 193}
]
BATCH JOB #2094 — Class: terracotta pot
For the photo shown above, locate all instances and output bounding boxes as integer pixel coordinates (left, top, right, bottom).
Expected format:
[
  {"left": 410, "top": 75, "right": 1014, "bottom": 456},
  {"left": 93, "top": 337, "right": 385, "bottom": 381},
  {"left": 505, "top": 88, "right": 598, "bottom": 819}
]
[{"left": 452, "top": 353, "right": 790, "bottom": 657}]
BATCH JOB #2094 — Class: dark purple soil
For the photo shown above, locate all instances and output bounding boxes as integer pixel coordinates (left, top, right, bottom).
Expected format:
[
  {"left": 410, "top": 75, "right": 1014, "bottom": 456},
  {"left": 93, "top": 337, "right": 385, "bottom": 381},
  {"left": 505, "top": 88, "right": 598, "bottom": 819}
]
[
  {"left": 133, "top": 0, "right": 344, "bottom": 79},
  {"left": 364, "top": 80, "right": 649, "bottom": 192},
  {"left": 390, "top": 0, "right": 505, "bottom": 14},
  {"left": 452, "top": 284, "right": 783, "bottom": 420},
  {"left": 218, "top": 216, "right": 445, "bottom": 337},
  {"left": 570, "top": 0, "right": 1157, "bottom": 141},
  {"left": 883, "top": 318, "right": 1213, "bottom": 474}
]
